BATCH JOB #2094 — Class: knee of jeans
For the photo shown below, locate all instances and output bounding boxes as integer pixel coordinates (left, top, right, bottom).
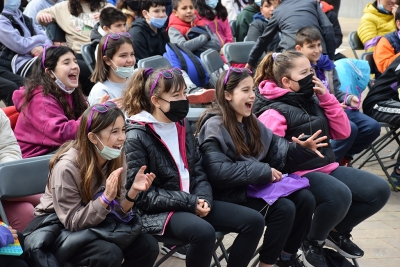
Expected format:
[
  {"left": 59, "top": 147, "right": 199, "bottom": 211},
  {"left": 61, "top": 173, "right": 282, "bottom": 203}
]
[
  {"left": 333, "top": 184, "right": 352, "bottom": 209},
  {"left": 374, "top": 178, "right": 391, "bottom": 205},
  {"left": 349, "top": 122, "right": 359, "bottom": 138},
  {"left": 102, "top": 242, "right": 124, "bottom": 264},
  {"left": 275, "top": 198, "right": 296, "bottom": 222},
  {"left": 301, "top": 190, "right": 317, "bottom": 212},
  {"left": 193, "top": 222, "right": 215, "bottom": 244},
  {"left": 370, "top": 121, "right": 382, "bottom": 139}
]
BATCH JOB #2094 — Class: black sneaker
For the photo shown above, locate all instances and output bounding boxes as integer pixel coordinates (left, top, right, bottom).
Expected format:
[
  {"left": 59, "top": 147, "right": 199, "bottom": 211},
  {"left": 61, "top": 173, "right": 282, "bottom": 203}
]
[
  {"left": 276, "top": 254, "right": 304, "bottom": 267},
  {"left": 390, "top": 169, "right": 400, "bottom": 190},
  {"left": 325, "top": 231, "right": 364, "bottom": 259},
  {"left": 301, "top": 239, "right": 328, "bottom": 267},
  {"left": 160, "top": 243, "right": 188, "bottom": 260}
]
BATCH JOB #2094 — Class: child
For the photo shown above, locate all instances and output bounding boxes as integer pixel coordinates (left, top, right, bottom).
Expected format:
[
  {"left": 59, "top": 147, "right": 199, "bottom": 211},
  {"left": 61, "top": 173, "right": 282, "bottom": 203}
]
[
  {"left": 117, "top": 0, "right": 144, "bottom": 30},
  {"left": 245, "top": 0, "right": 335, "bottom": 71},
  {"left": 122, "top": 67, "right": 265, "bottom": 267},
  {"left": 28, "top": 102, "right": 159, "bottom": 266},
  {"left": 167, "top": 0, "right": 220, "bottom": 55},
  {"left": 246, "top": 0, "right": 280, "bottom": 52},
  {"left": 374, "top": 6, "right": 400, "bottom": 73},
  {"left": 252, "top": 51, "right": 390, "bottom": 267},
  {"left": 196, "top": 68, "right": 323, "bottom": 267},
  {"left": 91, "top": 7, "right": 127, "bottom": 61},
  {"left": 196, "top": 0, "right": 233, "bottom": 49},
  {"left": 0, "top": 225, "right": 28, "bottom": 267},
  {"left": 295, "top": 26, "right": 381, "bottom": 166},
  {"left": 23, "top": 0, "right": 64, "bottom": 33},
  {"left": 235, "top": 0, "right": 260, "bottom": 42},
  {"left": 88, "top": 33, "right": 135, "bottom": 106},
  {"left": 129, "top": 0, "right": 169, "bottom": 61},
  {"left": 12, "top": 46, "right": 88, "bottom": 158}
]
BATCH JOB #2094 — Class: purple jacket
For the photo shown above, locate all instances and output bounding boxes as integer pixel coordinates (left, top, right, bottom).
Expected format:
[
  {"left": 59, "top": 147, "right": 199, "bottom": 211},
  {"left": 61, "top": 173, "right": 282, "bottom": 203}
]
[
  {"left": 0, "top": 226, "right": 14, "bottom": 248},
  {"left": 12, "top": 86, "right": 81, "bottom": 158}
]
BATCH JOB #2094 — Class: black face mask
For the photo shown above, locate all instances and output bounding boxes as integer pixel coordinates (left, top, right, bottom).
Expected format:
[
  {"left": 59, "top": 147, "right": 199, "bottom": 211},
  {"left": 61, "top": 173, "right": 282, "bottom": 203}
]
[
  {"left": 157, "top": 97, "right": 189, "bottom": 122},
  {"left": 126, "top": 0, "right": 141, "bottom": 11},
  {"left": 292, "top": 73, "right": 315, "bottom": 99}
]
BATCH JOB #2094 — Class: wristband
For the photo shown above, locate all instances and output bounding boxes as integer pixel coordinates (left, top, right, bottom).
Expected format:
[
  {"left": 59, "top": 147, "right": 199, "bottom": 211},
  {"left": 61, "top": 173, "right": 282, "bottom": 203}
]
[
  {"left": 100, "top": 194, "right": 112, "bottom": 206},
  {"left": 125, "top": 191, "right": 139, "bottom": 202}
]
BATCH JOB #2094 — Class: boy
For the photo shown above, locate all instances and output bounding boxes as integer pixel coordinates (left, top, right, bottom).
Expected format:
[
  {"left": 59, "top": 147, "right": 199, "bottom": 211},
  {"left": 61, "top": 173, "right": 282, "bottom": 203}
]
[
  {"left": 295, "top": 26, "right": 380, "bottom": 167},
  {"left": 246, "top": 0, "right": 280, "bottom": 53},
  {"left": 129, "top": 0, "right": 169, "bottom": 61},
  {"left": 235, "top": 0, "right": 260, "bottom": 42},
  {"left": 90, "top": 7, "right": 127, "bottom": 60},
  {"left": 245, "top": 0, "right": 335, "bottom": 70}
]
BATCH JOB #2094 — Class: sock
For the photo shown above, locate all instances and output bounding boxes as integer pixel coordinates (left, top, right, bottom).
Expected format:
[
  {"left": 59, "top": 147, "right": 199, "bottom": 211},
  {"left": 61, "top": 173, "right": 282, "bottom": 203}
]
[{"left": 280, "top": 251, "right": 292, "bottom": 261}]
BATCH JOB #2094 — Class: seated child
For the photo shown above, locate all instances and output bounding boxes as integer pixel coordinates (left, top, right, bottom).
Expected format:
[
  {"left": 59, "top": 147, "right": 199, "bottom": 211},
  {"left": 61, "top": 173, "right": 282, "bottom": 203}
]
[
  {"left": 235, "top": 0, "right": 259, "bottom": 42},
  {"left": 23, "top": 0, "right": 64, "bottom": 33},
  {"left": 167, "top": 0, "right": 220, "bottom": 55},
  {"left": 129, "top": 0, "right": 169, "bottom": 61},
  {"left": 91, "top": 7, "right": 127, "bottom": 61},
  {"left": 246, "top": 0, "right": 279, "bottom": 52},
  {"left": 12, "top": 46, "right": 87, "bottom": 158},
  {"left": 88, "top": 33, "right": 135, "bottom": 106},
  {"left": 295, "top": 26, "right": 380, "bottom": 166}
]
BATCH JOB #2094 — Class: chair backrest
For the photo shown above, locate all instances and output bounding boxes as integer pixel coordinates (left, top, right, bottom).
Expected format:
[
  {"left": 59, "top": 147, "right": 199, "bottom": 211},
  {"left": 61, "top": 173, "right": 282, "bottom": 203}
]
[
  {"left": 200, "top": 49, "right": 226, "bottom": 87},
  {"left": 0, "top": 154, "right": 52, "bottom": 224},
  {"left": 348, "top": 31, "right": 364, "bottom": 59},
  {"left": 223, "top": 41, "right": 256, "bottom": 66},
  {"left": 230, "top": 20, "right": 236, "bottom": 38},
  {"left": 360, "top": 51, "right": 376, "bottom": 89},
  {"left": 1, "top": 106, "right": 19, "bottom": 130},
  {"left": 45, "top": 22, "right": 66, "bottom": 43},
  {"left": 81, "top": 43, "right": 96, "bottom": 74},
  {"left": 137, "top": 55, "right": 172, "bottom": 69}
]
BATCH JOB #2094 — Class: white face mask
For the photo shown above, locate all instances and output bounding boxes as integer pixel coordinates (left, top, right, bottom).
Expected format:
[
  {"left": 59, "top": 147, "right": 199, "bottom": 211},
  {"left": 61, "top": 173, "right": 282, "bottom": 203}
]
[
  {"left": 51, "top": 71, "right": 76, "bottom": 94},
  {"left": 110, "top": 59, "right": 135, "bottom": 79},
  {"left": 95, "top": 135, "right": 123, "bottom": 160}
]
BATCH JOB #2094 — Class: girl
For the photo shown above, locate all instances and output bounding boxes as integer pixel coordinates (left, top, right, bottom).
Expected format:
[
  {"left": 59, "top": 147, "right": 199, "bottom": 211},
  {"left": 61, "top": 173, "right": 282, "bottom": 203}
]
[
  {"left": 88, "top": 33, "right": 135, "bottom": 106},
  {"left": 221, "top": 0, "right": 249, "bottom": 21},
  {"left": 28, "top": 102, "right": 159, "bottom": 266},
  {"left": 122, "top": 67, "right": 265, "bottom": 267},
  {"left": 196, "top": 68, "right": 322, "bottom": 267},
  {"left": 116, "top": 0, "right": 143, "bottom": 30},
  {"left": 196, "top": 0, "right": 233, "bottom": 49},
  {"left": 12, "top": 46, "right": 87, "bottom": 158},
  {"left": 37, "top": 0, "right": 114, "bottom": 95},
  {"left": 252, "top": 51, "right": 391, "bottom": 267}
]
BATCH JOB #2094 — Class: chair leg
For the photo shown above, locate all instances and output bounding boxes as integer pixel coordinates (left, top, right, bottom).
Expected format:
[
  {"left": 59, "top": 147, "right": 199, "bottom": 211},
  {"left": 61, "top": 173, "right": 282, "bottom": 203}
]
[
  {"left": 370, "top": 143, "right": 398, "bottom": 192},
  {"left": 352, "top": 258, "right": 360, "bottom": 267},
  {"left": 210, "top": 235, "right": 228, "bottom": 267},
  {"left": 153, "top": 245, "right": 184, "bottom": 267}
]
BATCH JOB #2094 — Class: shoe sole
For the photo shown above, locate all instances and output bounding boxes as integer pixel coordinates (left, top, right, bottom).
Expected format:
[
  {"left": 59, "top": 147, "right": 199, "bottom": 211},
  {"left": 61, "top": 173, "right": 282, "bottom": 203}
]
[
  {"left": 324, "top": 239, "right": 362, "bottom": 259},
  {"left": 301, "top": 253, "right": 314, "bottom": 267},
  {"left": 187, "top": 89, "right": 215, "bottom": 104},
  {"left": 160, "top": 247, "right": 186, "bottom": 260}
]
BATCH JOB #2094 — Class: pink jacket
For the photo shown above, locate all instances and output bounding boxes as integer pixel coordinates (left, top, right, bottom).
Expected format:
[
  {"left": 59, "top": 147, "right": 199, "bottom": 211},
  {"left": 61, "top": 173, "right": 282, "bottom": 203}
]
[
  {"left": 12, "top": 86, "right": 81, "bottom": 158},
  {"left": 199, "top": 16, "right": 233, "bottom": 46},
  {"left": 257, "top": 80, "right": 351, "bottom": 176}
]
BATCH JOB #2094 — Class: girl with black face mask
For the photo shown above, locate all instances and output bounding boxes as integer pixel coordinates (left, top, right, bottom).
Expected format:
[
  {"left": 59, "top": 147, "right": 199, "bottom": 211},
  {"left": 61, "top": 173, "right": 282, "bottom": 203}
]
[
  {"left": 122, "top": 67, "right": 265, "bottom": 267},
  {"left": 252, "top": 51, "right": 391, "bottom": 267}
]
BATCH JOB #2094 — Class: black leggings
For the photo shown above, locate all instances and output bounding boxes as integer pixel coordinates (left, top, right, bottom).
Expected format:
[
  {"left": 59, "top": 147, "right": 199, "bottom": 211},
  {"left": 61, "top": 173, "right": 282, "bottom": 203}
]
[
  {"left": 305, "top": 167, "right": 390, "bottom": 241},
  {"left": 0, "top": 68, "right": 24, "bottom": 106},
  {"left": 163, "top": 200, "right": 265, "bottom": 267},
  {"left": 242, "top": 189, "right": 315, "bottom": 264}
]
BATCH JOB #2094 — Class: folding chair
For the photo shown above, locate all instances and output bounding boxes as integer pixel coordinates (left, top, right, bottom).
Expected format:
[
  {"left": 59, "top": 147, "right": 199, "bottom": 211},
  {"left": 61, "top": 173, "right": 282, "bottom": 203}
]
[
  {"left": 200, "top": 49, "right": 227, "bottom": 87},
  {"left": 45, "top": 22, "right": 66, "bottom": 43},
  {"left": 81, "top": 42, "right": 96, "bottom": 74},
  {"left": 153, "top": 231, "right": 229, "bottom": 267},
  {"left": 0, "top": 155, "right": 52, "bottom": 224},
  {"left": 223, "top": 41, "right": 256, "bottom": 66},
  {"left": 137, "top": 55, "right": 172, "bottom": 69},
  {"left": 229, "top": 20, "right": 236, "bottom": 38},
  {"left": 348, "top": 31, "right": 364, "bottom": 59}
]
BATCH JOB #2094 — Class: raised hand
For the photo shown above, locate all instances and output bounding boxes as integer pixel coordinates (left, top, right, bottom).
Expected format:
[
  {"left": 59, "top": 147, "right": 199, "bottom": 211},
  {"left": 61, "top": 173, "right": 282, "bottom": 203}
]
[
  {"left": 292, "top": 130, "right": 328, "bottom": 158},
  {"left": 131, "top": 165, "right": 155, "bottom": 192},
  {"left": 104, "top": 167, "right": 123, "bottom": 201},
  {"left": 312, "top": 76, "right": 327, "bottom": 95}
]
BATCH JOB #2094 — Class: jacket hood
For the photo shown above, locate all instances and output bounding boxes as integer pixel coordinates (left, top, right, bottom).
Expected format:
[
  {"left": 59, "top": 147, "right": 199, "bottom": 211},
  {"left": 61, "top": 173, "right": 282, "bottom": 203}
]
[
  {"left": 243, "top": 4, "right": 260, "bottom": 14},
  {"left": 131, "top": 18, "right": 152, "bottom": 31},
  {"left": 128, "top": 110, "right": 174, "bottom": 126},
  {"left": 2, "top": 7, "right": 23, "bottom": 18},
  {"left": 258, "top": 80, "right": 290, "bottom": 100},
  {"left": 320, "top": 1, "right": 334, "bottom": 13},
  {"left": 90, "top": 22, "right": 103, "bottom": 42},
  {"left": 13, "top": 87, "right": 42, "bottom": 112},
  {"left": 167, "top": 10, "right": 205, "bottom": 34},
  {"left": 58, "top": 147, "right": 79, "bottom": 167},
  {"left": 253, "top": 12, "right": 267, "bottom": 22}
]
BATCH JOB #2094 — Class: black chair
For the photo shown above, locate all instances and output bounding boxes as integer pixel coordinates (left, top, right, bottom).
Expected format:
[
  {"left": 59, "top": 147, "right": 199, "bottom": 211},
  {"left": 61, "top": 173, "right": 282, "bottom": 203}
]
[
  {"left": 81, "top": 42, "right": 97, "bottom": 74},
  {"left": 45, "top": 22, "right": 66, "bottom": 43},
  {"left": 229, "top": 20, "right": 236, "bottom": 39},
  {"left": 348, "top": 31, "right": 364, "bottom": 59},
  {"left": 200, "top": 48, "right": 227, "bottom": 88}
]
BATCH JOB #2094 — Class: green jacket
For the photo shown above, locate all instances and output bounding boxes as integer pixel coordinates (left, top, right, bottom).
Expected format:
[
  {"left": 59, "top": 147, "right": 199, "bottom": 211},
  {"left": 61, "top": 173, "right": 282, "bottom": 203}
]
[{"left": 235, "top": 4, "right": 259, "bottom": 42}]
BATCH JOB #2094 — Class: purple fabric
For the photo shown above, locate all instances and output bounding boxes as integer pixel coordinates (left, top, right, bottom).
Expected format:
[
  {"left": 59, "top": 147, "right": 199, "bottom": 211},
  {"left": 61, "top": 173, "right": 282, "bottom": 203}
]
[
  {"left": 364, "top": 36, "right": 383, "bottom": 51},
  {"left": 94, "top": 191, "right": 134, "bottom": 224},
  {"left": 246, "top": 174, "right": 310, "bottom": 205},
  {"left": 390, "top": 82, "right": 398, "bottom": 91},
  {"left": 0, "top": 226, "right": 14, "bottom": 248}
]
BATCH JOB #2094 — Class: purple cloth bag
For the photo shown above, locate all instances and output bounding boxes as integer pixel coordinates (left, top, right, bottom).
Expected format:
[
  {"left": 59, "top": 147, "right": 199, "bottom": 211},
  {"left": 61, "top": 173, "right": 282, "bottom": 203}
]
[{"left": 247, "top": 173, "right": 310, "bottom": 205}]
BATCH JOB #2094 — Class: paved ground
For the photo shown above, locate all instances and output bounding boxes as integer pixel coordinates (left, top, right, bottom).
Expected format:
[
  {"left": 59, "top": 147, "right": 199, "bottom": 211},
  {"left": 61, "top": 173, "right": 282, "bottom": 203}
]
[{"left": 155, "top": 17, "right": 400, "bottom": 267}]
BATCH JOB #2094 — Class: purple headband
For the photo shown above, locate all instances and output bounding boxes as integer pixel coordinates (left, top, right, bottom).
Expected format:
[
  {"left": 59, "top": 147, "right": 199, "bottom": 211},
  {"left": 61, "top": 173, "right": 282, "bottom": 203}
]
[
  {"left": 272, "top": 52, "right": 281, "bottom": 61},
  {"left": 144, "top": 68, "right": 154, "bottom": 78}
]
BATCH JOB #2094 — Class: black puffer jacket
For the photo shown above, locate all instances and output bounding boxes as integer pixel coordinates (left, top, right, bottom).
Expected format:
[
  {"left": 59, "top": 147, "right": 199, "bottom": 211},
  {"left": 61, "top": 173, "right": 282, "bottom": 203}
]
[
  {"left": 197, "top": 113, "right": 318, "bottom": 204},
  {"left": 125, "top": 118, "right": 213, "bottom": 234}
]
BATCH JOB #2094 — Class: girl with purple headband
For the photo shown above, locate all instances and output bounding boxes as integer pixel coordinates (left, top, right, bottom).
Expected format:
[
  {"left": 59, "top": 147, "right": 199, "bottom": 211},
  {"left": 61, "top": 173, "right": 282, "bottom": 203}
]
[{"left": 122, "top": 67, "right": 265, "bottom": 267}]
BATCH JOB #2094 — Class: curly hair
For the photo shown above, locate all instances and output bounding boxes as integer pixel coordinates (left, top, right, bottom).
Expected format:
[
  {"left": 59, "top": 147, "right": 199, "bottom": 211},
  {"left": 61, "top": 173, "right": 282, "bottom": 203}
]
[{"left": 69, "top": 0, "right": 107, "bottom": 17}]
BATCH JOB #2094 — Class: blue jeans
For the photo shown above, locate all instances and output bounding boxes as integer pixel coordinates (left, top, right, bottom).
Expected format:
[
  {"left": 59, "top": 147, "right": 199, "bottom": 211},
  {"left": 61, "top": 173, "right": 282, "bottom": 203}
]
[{"left": 331, "top": 110, "right": 380, "bottom": 162}]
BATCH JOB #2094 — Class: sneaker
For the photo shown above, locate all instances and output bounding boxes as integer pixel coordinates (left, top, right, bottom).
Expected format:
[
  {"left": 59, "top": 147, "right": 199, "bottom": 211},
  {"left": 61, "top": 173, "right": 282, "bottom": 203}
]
[
  {"left": 160, "top": 243, "right": 188, "bottom": 260},
  {"left": 187, "top": 87, "right": 216, "bottom": 104},
  {"left": 301, "top": 239, "right": 328, "bottom": 267},
  {"left": 276, "top": 254, "right": 303, "bottom": 267},
  {"left": 390, "top": 169, "right": 400, "bottom": 190},
  {"left": 325, "top": 231, "right": 364, "bottom": 259}
]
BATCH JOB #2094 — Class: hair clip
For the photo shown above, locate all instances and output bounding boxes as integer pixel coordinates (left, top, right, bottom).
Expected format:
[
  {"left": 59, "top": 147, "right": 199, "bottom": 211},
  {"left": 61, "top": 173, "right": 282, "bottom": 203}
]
[
  {"left": 144, "top": 68, "right": 154, "bottom": 78},
  {"left": 272, "top": 52, "right": 281, "bottom": 61}
]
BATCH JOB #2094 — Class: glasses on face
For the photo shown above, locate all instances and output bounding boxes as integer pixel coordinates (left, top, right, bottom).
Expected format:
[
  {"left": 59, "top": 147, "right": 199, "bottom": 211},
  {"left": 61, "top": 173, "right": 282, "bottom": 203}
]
[
  {"left": 223, "top": 67, "right": 252, "bottom": 85},
  {"left": 87, "top": 101, "right": 118, "bottom": 132},
  {"left": 102, "top": 32, "right": 131, "bottom": 55},
  {"left": 42, "top": 45, "right": 60, "bottom": 69},
  {"left": 150, "top": 68, "right": 183, "bottom": 96},
  {"left": 344, "top": 86, "right": 362, "bottom": 110}
]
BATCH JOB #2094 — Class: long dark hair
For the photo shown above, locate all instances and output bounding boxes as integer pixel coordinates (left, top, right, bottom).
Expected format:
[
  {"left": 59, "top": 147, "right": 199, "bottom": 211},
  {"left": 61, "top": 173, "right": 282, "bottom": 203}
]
[
  {"left": 23, "top": 46, "right": 87, "bottom": 120},
  {"left": 48, "top": 105, "right": 125, "bottom": 204},
  {"left": 69, "top": 0, "right": 107, "bottom": 17},
  {"left": 196, "top": 0, "right": 228, "bottom": 21}
]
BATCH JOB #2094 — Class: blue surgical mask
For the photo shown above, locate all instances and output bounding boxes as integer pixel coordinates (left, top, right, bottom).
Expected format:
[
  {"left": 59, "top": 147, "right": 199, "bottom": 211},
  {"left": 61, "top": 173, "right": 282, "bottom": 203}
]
[
  {"left": 147, "top": 13, "right": 168, "bottom": 29},
  {"left": 4, "top": 0, "right": 21, "bottom": 12},
  {"left": 378, "top": 3, "right": 391, "bottom": 14},
  {"left": 51, "top": 71, "right": 76, "bottom": 94},
  {"left": 206, "top": 0, "right": 218, "bottom": 9},
  {"left": 95, "top": 135, "right": 123, "bottom": 160},
  {"left": 254, "top": 0, "right": 262, "bottom": 7},
  {"left": 110, "top": 60, "right": 135, "bottom": 79}
]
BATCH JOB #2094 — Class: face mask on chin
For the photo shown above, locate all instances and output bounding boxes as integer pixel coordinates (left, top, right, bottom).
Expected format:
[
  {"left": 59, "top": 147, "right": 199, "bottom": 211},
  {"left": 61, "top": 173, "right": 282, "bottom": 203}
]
[
  {"left": 110, "top": 60, "right": 135, "bottom": 79},
  {"left": 94, "top": 135, "right": 123, "bottom": 160}
]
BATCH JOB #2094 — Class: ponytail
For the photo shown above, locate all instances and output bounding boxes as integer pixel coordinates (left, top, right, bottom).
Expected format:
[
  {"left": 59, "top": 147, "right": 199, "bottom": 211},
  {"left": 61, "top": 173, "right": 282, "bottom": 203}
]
[
  {"left": 254, "top": 52, "right": 275, "bottom": 86},
  {"left": 123, "top": 68, "right": 152, "bottom": 117}
]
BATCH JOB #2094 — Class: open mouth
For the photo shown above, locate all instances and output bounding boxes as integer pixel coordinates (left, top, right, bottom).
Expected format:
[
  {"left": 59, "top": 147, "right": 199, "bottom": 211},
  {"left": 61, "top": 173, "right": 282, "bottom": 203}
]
[
  {"left": 68, "top": 74, "right": 78, "bottom": 81},
  {"left": 112, "top": 145, "right": 122, "bottom": 150},
  {"left": 245, "top": 103, "right": 252, "bottom": 110}
]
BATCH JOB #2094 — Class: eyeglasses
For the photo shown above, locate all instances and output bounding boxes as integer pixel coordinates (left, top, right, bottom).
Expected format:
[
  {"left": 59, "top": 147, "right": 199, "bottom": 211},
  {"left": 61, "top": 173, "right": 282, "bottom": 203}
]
[
  {"left": 344, "top": 86, "right": 362, "bottom": 110},
  {"left": 223, "top": 67, "right": 252, "bottom": 85},
  {"left": 150, "top": 68, "right": 183, "bottom": 96},
  {"left": 87, "top": 101, "right": 118, "bottom": 132},
  {"left": 102, "top": 32, "right": 131, "bottom": 55},
  {"left": 42, "top": 45, "right": 60, "bottom": 69}
]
